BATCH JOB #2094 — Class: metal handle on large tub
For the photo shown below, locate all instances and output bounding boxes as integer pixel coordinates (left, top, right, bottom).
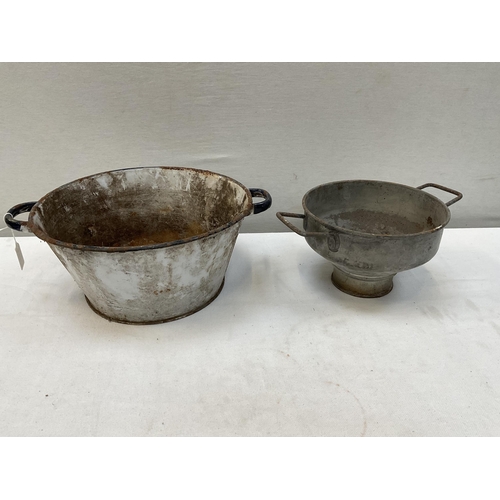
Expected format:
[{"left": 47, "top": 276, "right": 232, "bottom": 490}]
[
  {"left": 249, "top": 188, "right": 272, "bottom": 215},
  {"left": 276, "top": 212, "right": 340, "bottom": 252},
  {"left": 4, "top": 202, "right": 36, "bottom": 232},
  {"left": 417, "top": 183, "right": 463, "bottom": 207}
]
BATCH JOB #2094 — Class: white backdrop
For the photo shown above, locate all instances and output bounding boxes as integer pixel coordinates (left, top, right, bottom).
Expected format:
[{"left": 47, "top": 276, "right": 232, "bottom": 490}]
[{"left": 1, "top": 62, "right": 498, "bottom": 233}]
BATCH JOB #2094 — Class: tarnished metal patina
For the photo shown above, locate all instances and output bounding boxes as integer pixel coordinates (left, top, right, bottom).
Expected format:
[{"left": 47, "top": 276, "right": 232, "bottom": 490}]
[
  {"left": 5, "top": 166, "right": 272, "bottom": 323},
  {"left": 277, "top": 180, "right": 462, "bottom": 298}
]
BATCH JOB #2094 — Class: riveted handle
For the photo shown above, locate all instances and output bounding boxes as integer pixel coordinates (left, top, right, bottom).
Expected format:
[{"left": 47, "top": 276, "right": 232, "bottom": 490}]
[
  {"left": 417, "top": 183, "right": 463, "bottom": 207},
  {"left": 4, "top": 202, "right": 36, "bottom": 232},
  {"left": 249, "top": 188, "right": 272, "bottom": 215},
  {"left": 276, "top": 212, "right": 340, "bottom": 252}
]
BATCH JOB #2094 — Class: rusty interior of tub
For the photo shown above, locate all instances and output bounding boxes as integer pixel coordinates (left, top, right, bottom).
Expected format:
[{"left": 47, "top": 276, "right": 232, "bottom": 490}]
[{"left": 30, "top": 167, "right": 251, "bottom": 248}]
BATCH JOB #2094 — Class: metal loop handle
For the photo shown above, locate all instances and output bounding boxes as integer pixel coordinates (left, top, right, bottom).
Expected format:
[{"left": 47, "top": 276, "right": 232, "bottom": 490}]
[
  {"left": 416, "top": 183, "right": 463, "bottom": 207},
  {"left": 276, "top": 212, "right": 339, "bottom": 252},
  {"left": 4, "top": 202, "right": 36, "bottom": 232},
  {"left": 249, "top": 188, "right": 272, "bottom": 215}
]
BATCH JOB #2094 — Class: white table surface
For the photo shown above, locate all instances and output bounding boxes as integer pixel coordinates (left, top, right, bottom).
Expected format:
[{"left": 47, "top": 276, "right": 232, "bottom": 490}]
[{"left": 1, "top": 229, "right": 499, "bottom": 436}]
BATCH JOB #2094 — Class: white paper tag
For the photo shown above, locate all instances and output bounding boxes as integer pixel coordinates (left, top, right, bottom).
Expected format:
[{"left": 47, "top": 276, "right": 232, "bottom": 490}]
[
  {"left": 14, "top": 237, "right": 25, "bottom": 270},
  {"left": 1, "top": 223, "right": 25, "bottom": 270},
  {"left": 2, "top": 227, "right": 25, "bottom": 270}
]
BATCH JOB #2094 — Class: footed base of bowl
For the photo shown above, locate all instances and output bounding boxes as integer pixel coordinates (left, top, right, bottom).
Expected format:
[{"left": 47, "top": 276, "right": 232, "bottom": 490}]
[{"left": 331, "top": 267, "right": 394, "bottom": 298}]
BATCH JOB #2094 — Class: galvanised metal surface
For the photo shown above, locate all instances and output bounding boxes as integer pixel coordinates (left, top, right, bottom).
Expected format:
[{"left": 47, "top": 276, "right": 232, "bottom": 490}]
[
  {"left": 277, "top": 180, "right": 462, "bottom": 298},
  {"left": 5, "top": 166, "right": 272, "bottom": 323},
  {"left": 49, "top": 223, "right": 241, "bottom": 324}
]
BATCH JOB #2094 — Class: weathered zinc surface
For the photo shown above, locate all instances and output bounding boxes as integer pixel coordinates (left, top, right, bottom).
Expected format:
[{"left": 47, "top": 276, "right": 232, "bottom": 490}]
[
  {"left": 278, "top": 180, "right": 462, "bottom": 298},
  {"left": 50, "top": 223, "right": 241, "bottom": 324},
  {"left": 6, "top": 166, "right": 271, "bottom": 324}
]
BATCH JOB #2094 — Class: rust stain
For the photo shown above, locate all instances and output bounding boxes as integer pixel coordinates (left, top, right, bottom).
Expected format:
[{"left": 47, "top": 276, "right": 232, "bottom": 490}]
[
  {"left": 112, "top": 221, "right": 206, "bottom": 247},
  {"left": 326, "top": 209, "right": 425, "bottom": 236},
  {"left": 26, "top": 166, "right": 255, "bottom": 253}
]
